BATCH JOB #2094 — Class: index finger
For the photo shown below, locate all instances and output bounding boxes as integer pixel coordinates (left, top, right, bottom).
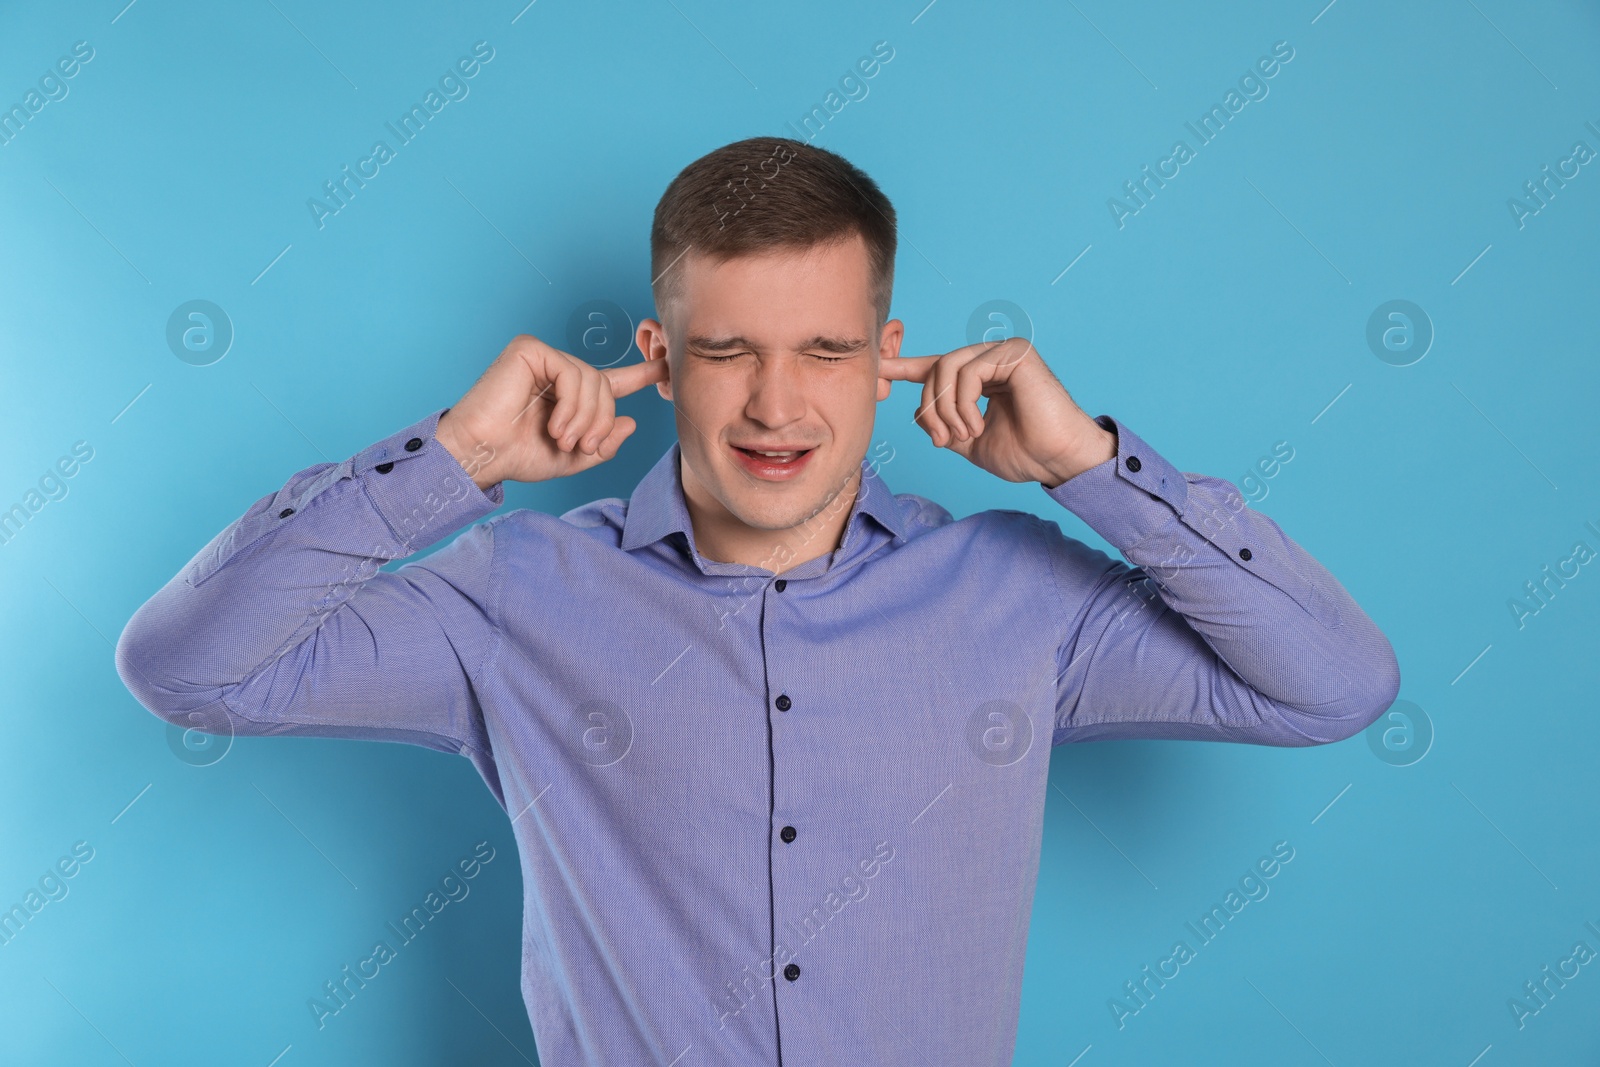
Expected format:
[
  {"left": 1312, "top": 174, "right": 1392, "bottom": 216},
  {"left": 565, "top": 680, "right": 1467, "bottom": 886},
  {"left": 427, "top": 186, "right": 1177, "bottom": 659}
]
[
  {"left": 602, "top": 355, "right": 671, "bottom": 398},
  {"left": 876, "top": 354, "right": 941, "bottom": 383}
]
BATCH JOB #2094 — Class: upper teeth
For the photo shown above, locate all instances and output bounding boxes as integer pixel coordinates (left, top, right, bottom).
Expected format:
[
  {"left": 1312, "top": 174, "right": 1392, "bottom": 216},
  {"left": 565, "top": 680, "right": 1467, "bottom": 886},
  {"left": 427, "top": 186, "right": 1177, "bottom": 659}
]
[{"left": 754, "top": 450, "right": 795, "bottom": 457}]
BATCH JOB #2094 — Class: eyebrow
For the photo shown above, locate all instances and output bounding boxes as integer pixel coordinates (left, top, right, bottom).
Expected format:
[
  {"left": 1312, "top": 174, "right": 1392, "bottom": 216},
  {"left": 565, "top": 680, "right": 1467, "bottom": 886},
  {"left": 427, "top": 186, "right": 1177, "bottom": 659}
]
[{"left": 684, "top": 334, "right": 870, "bottom": 355}]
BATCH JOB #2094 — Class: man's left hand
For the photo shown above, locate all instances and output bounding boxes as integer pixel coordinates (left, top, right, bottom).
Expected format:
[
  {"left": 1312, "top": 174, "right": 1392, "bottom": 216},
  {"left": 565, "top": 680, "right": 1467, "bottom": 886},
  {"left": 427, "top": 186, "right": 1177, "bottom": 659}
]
[{"left": 878, "top": 337, "right": 1116, "bottom": 488}]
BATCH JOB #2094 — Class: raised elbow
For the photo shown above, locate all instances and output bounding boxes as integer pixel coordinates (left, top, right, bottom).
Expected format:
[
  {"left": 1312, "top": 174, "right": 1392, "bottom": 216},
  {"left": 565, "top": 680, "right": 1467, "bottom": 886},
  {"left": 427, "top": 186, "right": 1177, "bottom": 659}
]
[
  {"left": 115, "top": 611, "right": 170, "bottom": 722},
  {"left": 114, "top": 603, "right": 205, "bottom": 727},
  {"left": 1330, "top": 638, "right": 1402, "bottom": 743}
]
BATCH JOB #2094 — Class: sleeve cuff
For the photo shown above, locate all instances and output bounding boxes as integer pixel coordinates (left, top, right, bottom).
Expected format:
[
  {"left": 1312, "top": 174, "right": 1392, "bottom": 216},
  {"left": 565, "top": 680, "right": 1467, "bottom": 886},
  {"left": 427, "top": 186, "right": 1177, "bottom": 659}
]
[
  {"left": 1041, "top": 414, "right": 1189, "bottom": 550},
  {"left": 350, "top": 408, "right": 505, "bottom": 555}
]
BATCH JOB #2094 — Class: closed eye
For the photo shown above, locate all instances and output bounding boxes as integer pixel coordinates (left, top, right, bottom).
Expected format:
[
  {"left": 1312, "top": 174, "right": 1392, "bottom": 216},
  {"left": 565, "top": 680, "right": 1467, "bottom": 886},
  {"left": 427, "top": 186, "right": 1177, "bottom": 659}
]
[{"left": 700, "top": 353, "right": 849, "bottom": 364}]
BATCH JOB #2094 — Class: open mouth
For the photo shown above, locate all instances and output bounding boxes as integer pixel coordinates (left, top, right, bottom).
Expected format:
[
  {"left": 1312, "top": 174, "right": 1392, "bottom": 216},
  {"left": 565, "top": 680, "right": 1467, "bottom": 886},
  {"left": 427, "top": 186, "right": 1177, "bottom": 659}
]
[{"left": 731, "top": 444, "right": 816, "bottom": 480}]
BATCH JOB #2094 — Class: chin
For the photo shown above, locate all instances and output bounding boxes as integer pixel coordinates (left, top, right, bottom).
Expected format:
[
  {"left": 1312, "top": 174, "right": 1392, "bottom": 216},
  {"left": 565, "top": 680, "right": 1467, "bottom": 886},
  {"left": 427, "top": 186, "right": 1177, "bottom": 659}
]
[{"left": 726, "top": 497, "right": 817, "bottom": 533}]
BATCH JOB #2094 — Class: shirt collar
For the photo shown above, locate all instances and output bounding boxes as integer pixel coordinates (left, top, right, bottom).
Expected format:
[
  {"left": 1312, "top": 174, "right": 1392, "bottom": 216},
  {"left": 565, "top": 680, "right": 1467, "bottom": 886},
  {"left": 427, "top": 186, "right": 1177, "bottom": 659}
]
[{"left": 620, "top": 440, "right": 908, "bottom": 574}]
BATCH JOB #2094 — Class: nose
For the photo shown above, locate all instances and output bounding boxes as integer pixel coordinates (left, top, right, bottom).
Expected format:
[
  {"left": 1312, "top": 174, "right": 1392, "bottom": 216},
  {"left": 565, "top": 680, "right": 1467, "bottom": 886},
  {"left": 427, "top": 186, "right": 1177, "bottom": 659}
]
[{"left": 743, "top": 354, "right": 807, "bottom": 430}]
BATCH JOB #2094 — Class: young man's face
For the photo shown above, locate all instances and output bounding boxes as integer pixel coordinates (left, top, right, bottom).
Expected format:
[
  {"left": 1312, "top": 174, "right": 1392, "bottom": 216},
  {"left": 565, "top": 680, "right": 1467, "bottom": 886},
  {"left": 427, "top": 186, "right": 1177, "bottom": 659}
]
[{"left": 636, "top": 232, "right": 904, "bottom": 562}]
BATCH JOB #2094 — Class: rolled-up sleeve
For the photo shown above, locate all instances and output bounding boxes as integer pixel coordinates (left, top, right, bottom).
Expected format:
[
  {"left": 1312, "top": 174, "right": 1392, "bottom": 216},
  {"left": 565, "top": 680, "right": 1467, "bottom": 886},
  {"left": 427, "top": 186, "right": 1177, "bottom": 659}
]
[
  {"left": 115, "top": 408, "right": 510, "bottom": 780},
  {"left": 1036, "top": 414, "right": 1401, "bottom": 747}
]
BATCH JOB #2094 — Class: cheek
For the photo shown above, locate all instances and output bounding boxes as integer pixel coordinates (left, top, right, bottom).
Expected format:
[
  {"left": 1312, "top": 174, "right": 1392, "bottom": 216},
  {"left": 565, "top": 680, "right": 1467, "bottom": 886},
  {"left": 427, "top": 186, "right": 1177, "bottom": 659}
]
[
  {"left": 817, "top": 389, "right": 877, "bottom": 457},
  {"left": 671, "top": 371, "right": 748, "bottom": 449},
  {"left": 850, "top": 369, "right": 883, "bottom": 422},
  {"left": 678, "top": 370, "right": 744, "bottom": 420}
]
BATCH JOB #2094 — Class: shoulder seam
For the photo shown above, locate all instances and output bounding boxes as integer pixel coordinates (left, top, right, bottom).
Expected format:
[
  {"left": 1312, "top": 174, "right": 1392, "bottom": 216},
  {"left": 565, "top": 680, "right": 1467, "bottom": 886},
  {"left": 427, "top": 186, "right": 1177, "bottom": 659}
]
[
  {"left": 478, "top": 517, "right": 503, "bottom": 691},
  {"left": 1026, "top": 513, "right": 1117, "bottom": 745},
  {"left": 1025, "top": 515, "right": 1070, "bottom": 647}
]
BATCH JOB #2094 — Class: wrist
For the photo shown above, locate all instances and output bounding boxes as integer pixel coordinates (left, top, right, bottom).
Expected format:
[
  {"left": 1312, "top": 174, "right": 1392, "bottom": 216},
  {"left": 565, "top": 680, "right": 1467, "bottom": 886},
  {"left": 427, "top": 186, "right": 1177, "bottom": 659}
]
[
  {"left": 436, "top": 411, "right": 502, "bottom": 491},
  {"left": 1040, "top": 419, "right": 1116, "bottom": 488}
]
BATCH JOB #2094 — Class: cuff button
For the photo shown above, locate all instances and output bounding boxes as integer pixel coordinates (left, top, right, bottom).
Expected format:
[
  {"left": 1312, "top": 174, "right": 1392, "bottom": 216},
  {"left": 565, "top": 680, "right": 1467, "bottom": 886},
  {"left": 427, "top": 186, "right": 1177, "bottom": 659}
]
[
  {"left": 375, "top": 462, "right": 395, "bottom": 474},
  {"left": 1125, "top": 456, "right": 1142, "bottom": 472},
  {"left": 404, "top": 437, "right": 423, "bottom": 452}
]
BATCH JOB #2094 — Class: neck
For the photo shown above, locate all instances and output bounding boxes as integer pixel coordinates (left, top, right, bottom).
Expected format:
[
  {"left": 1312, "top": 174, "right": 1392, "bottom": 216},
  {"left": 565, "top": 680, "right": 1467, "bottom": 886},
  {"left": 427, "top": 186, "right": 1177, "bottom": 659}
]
[{"left": 681, "top": 455, "right": 860, "bottom": 575}]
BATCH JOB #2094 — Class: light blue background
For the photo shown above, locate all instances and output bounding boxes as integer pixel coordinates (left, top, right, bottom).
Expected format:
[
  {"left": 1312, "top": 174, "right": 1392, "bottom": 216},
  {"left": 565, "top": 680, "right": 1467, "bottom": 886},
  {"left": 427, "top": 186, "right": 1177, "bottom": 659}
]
[{"left": 3, "top": 0, "right": 1598, "bottom": 1063}]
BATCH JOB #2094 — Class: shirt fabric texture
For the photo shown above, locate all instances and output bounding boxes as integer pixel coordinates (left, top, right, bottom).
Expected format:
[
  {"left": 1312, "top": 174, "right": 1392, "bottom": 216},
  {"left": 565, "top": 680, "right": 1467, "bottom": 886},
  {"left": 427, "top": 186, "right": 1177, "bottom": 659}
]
[{"left": 117, "top": 407, "right": 1401, "bottom": 1066}]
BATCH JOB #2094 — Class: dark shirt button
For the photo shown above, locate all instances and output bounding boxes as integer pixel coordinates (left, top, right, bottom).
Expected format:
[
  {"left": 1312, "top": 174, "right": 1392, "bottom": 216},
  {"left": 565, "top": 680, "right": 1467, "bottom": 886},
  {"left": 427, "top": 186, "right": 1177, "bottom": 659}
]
[
  {"left": 783, "top": 963, "right": 800, "bottom": 982},
  {"left": 774, "top": 579, "right": 787, "bottom": 592},
  {"left": 775, "top": 694, "right": 791, "bottom": 712},
  {"left": 375, "top": 462, "right": 395, "bottom": 474},
  {"left": 1239, "top": 547, "right": 1253, "bottom": 561},
  {"left": 780, "top": 825, "right": 797, "bottom": 843},
  {"left": 1126, "top": 456, "right": 1142, "bottom": 473},
  {"left": 278, "top": 508, "right": 295, "bottom": 518},
  {"left": 404, "top": 437, "right": 423, "bottom": 452}
]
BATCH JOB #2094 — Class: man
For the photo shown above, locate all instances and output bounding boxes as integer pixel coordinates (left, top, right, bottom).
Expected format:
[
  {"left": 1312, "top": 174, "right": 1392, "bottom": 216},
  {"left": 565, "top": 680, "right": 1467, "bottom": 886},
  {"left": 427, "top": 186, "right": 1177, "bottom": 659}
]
[{"left": 117, "top": 136, "right": 1400, "bottom": 1065}]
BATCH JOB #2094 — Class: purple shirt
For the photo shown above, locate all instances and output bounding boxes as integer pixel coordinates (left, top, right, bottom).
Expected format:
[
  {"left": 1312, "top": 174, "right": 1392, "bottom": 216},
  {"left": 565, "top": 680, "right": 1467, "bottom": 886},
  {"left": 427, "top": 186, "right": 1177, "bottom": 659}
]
[{"left": 116, "top": 407, "right": 1399, "bottom": 1066}]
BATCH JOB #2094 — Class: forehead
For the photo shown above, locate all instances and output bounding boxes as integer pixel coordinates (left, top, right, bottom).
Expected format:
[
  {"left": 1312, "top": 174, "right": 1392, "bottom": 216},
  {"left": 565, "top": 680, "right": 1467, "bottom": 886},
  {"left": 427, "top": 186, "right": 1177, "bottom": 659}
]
[{"left": 670, "top": 235, "right": 875, "bottom": 341}]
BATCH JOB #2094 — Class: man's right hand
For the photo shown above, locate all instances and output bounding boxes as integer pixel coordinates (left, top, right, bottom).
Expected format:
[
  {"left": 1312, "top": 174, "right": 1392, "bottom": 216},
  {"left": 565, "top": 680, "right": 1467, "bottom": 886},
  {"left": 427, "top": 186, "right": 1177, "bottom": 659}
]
[{"left": 435, "top": 335, "right": 669, "bottom": 489}]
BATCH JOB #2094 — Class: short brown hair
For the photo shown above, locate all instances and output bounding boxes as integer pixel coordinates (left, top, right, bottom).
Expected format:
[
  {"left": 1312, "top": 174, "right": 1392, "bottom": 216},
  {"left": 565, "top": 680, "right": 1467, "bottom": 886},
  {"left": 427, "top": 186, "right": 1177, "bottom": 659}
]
[{"left": 649, "top": 136, "right": 897, "bottom": 330}]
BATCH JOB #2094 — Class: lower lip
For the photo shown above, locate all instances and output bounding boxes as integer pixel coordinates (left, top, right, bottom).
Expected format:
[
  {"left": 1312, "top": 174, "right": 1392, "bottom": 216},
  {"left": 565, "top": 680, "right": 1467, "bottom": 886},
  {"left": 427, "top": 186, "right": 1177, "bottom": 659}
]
[{"left": 731, "top": 445, "right": 816, "bottom": 481}]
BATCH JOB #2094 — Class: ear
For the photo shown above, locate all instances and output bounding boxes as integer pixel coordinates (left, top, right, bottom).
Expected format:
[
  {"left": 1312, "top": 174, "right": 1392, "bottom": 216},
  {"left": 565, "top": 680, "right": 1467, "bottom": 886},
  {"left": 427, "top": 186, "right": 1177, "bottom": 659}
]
[
  {"left": 875, "top": 317, "right": 905, "bottom": 403},
  {"left": 637, "top": 318, "right": 673, "bottom": 402}
]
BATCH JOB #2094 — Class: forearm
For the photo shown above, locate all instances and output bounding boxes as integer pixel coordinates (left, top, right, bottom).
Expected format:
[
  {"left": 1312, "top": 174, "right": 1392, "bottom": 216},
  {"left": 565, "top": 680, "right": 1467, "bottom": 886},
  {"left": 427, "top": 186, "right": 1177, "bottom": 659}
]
[
  {"left": 1047, "top": 415, "right": 1400, "bottom": 739},
  {"left": 115, "top": 409, "right": 503, "bottom": 721}
]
